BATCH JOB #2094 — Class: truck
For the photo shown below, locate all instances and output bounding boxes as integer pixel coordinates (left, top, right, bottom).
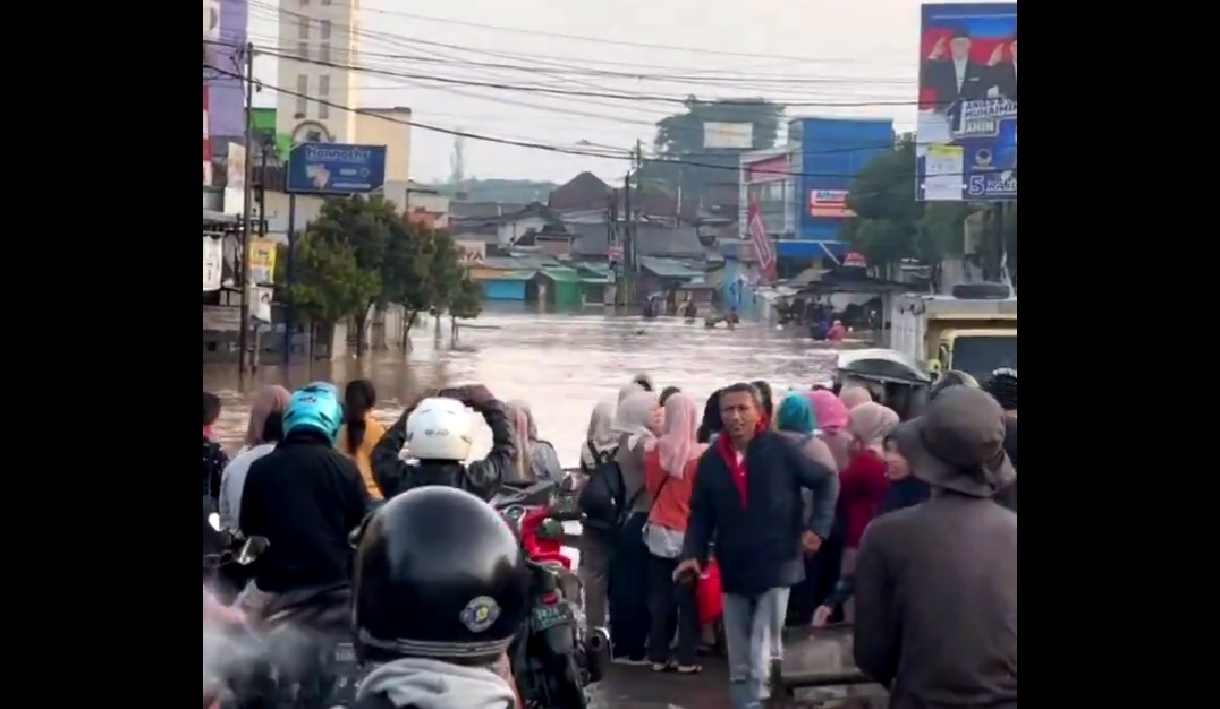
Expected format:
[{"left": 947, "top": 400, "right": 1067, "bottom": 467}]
[{"left": 888, "top": 285, "right": 1017, "bottom": 385}]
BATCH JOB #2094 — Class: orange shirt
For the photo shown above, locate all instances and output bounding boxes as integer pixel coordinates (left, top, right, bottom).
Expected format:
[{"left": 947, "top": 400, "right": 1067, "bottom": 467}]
[{"left": 643, "top": 448, "right": 699, "bottom": 532}]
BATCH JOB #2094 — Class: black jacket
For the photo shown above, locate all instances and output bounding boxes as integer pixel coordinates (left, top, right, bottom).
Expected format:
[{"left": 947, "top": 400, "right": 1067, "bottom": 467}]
[
  {"left": 370, "top": 398, "right": 515, "bottom": 502},
  {"left": 239, "top": 430, "right": 372, "bottom": 594},
  {"left": 683, "top": 431, "right": 839, "bottom": 596},
  {"left": 203, "top": 436, "right": 227, "bottom": 503}
]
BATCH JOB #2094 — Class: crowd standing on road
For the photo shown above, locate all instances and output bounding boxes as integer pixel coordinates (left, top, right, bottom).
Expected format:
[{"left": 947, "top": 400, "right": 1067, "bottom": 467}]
[{"left": 203, "top": 362, "right": 1017, "bottom": 709}]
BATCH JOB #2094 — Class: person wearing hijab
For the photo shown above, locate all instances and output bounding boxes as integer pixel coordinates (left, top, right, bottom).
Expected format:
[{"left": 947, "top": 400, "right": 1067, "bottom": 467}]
[
  {"left": 807, "top": 391, "right": 852, "bottom": 470},
  {"left": 813, "top": 430, "right": 930, "bottom": 627},
  {"left": 608, "top": 389, "right": 662, "bottom": 664},
  {"left": 838, "top": 384, "right": 873, "bottom": 411},
  {"left": 219, "top": 385, "right": 290, "bottom": 532},
  {"left": 503, "top": 399, "right": 564, "bottom": 484},
  {"left": 837, "top": 403, "right": 900, "bottom": 619},
  {"left": 641, "top": 393, "right": 707, "bottom": 673},
  {"left": 800, "top": 390, "right": 852, "bottom": 622},
  {"left": 578, "top": 399, "right": 619, "bottom": 630},
  {"left": 772, "top": 393, "right": 840, "bottom": 647}
]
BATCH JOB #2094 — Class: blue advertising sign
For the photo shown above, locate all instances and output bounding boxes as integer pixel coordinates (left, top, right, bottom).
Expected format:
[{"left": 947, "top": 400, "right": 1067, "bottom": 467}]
[
  {"left": 286, "top": 143, "right": 387, "bottom": 195},
  {"left": 915, "top": 3, "right": 1017, "bottom": 202}
]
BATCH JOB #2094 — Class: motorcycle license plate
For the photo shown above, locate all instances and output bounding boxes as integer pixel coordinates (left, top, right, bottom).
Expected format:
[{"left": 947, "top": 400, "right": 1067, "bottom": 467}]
[{"left": 531, "top": 603, "right": 572, "bottom": 632}]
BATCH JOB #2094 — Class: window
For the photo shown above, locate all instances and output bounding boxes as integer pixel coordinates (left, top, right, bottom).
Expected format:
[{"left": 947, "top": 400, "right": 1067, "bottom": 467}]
[
  {"left": 321, "top": 20, "right": 332, "bottom": 40},
  {"left": 318, "top": 75, "right": 330, "bottom": 118},
  {"left": 297, "top": 18, "right": 310, "bottom": 40},
  {"left": 297, "top": 41, "right": 308, "bottom": 59},
  {"left": 321, "top": 0, "right": 331, "bottom": 5},
  {"left": 300, "top": 0, "right": 310, "bottom": 5},
  {"left": 295, "top": 75, "right": 308, "bottom": 117},
  {"left": 319, "top": 43, "right": 331, "bottom": 62}
]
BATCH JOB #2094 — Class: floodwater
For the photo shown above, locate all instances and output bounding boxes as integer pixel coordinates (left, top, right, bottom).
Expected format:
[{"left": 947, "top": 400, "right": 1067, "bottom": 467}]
[
  {"left": 204, "top": 306, "right": 866, "bottom": 708},
  {"left": 205, "top": 304, "right": 857, "bottom": 463}
]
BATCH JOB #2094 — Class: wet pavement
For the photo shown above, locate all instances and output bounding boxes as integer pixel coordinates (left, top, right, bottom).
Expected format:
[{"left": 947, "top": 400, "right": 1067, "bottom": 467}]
[
  {"left": 590, "top": 660, "right": 734, "bottom": 709},
  {"left": 205, "top": 305, "right": 865, "bottom": 462},
  {"left": 204, "top": 307, "right": 876, "bottom": 709}
]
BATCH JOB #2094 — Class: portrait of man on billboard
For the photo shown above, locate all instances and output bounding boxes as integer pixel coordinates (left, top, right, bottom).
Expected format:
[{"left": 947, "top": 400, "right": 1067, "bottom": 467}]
[
  {"left": 987, "top": 29, "right": 1017, "bottom": 101},
  {"left": 921, "top": 27, "right": 989, "bottom": 112}
]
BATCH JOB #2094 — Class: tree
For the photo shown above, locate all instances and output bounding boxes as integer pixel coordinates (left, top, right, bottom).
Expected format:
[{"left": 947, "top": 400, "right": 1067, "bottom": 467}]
[
  {"left": 653, "top": 96, "right": 783, "bottom": 156},
  {"left": 304, "top": 195, "right": 400, "bottom": 356},
  {"left": 645, "top": 97, "right": 785, "bottom": 203},
  {"left": 285, "top": 232, "right": 381, "bottom": 341},
  {"left": 447, "top": 273, "right": 483, "bottom": 341},
  {"left": 842, "top": 134, "right": 969, "bottom": 279},
  {"left": 381, "top": 222, "right": 465, "bottom": 353}
]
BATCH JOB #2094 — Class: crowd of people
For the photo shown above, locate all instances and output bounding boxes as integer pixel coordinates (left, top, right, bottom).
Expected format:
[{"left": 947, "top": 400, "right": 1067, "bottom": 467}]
[{"left": 202, "top": 365, "right": 1017, "bottom": 709}]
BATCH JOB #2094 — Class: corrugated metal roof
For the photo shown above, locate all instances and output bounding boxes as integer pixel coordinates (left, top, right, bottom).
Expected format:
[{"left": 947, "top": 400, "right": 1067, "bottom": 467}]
[
  {"left": 639, "top": 256, "right": 705, "bottom": 279},
  {"left": 481, "top": 270, "right": 535, "bottom": 282},
  {"left": 537, "top": 268, "right": 581, "bottom": 283}
]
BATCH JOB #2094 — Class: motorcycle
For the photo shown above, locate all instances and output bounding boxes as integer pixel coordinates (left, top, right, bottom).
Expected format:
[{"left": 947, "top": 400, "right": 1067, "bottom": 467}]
[
  {"left": 492, "top": 479, "right": 610, "bottom": 709},
  {"left": 204, "top": 516, "right": 357, "bottom": 709}
]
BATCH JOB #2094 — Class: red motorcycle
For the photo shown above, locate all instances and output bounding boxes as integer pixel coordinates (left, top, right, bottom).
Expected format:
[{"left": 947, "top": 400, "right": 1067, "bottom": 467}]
[{"left": 493, "top": 480, "right": 609, "bottom": 709}]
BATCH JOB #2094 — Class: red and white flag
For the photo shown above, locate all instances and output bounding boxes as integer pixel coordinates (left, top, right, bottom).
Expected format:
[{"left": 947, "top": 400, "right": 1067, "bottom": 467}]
[
  {"left": 203, "top": 85, "right": 213, "bottom": 186},
  {"left": 747, "top": 202, "right": 777, "bottom": 284}
]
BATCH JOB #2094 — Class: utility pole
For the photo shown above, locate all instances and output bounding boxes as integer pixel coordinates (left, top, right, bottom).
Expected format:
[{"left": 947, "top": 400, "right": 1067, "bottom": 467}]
[
  {"left": 236, "top": 42, "right": 256, "bottom": 390},
  {"left": 623, "top": 167, "right": 633, "bottom": 307}
]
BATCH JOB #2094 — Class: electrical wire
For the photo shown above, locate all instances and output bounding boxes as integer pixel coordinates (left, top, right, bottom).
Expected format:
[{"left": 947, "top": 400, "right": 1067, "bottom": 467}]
[{"left": 205, "top": 62, "right": 1005, "bottom": 183}]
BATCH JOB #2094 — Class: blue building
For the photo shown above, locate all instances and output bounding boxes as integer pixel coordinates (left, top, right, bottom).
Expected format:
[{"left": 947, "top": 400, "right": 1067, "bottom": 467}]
[{"left": 739, "top": 117, "right": 893, "bottom": 277}]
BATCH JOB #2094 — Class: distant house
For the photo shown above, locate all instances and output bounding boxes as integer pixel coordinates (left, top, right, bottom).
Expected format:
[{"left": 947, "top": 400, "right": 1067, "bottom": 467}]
[
  {"left": 549, "top": 172, "right": 611, "bottom": 212},
  {"left": 568, "top": 223, "right": 711, "bottom": 261}
]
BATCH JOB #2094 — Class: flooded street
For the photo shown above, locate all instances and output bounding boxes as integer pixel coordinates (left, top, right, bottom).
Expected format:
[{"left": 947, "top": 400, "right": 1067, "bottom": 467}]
[
  {"left": 205, "top": 306, "right": 851, "bottom": 464},
  {"left": 204, "top": 309, "right": 864, "bottom": 708}
]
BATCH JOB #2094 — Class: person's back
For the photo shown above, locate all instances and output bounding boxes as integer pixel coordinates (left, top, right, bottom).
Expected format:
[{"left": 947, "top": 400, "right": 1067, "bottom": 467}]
[
  {"left": 337, "top": 415, "right": 388, "bottom": 498},
  {"left": 859, "top": 496, "right": 1016, "bottom": 708},
  {"left": 239, "top": 384, "right": 369, "bottom": 594}
]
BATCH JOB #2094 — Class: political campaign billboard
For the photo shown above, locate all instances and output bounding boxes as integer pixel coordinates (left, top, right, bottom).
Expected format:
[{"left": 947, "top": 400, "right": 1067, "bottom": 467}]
[{"left": 916, "top": 3, "right": 1017, "bottom": 202}]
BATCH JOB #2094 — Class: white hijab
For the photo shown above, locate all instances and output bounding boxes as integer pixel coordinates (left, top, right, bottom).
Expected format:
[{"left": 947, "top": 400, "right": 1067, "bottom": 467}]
[
  {"left": 580, "top": 399, "right": 619, "bottom": 469},
  {"left": 613, "top": 391, "right": 660, "bottom": 451}
]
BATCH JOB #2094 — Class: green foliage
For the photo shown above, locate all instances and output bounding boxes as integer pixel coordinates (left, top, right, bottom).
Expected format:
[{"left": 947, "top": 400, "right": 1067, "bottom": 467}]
[
  {"left": 653, "top": 97, "right": 784, "bottom": 156},
  {"left": 279, "top": 194, "right": 467, "bottom": 355},
  {"left": 287, "top": 232, "right": 380, "bottom": 329},
  {"left": 843, "top": 134, "right": 973, "bottom": 268},
  {"left": 448, "top": 274, "right": 483, "bottom": 319}
]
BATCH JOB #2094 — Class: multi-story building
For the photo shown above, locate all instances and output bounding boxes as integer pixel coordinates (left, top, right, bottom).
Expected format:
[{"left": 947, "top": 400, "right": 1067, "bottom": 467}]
[
  {"left": 276, "top": 0, "right": 412, "bottom": 183},
  {"left": 276, "top": 0, "right": 361, "bottom": 144}
]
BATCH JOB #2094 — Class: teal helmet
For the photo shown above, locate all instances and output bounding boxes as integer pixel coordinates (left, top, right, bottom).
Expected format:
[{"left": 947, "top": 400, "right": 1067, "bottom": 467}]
[{"left": 283, "top": 381, "right": 343, "bottom": 443}]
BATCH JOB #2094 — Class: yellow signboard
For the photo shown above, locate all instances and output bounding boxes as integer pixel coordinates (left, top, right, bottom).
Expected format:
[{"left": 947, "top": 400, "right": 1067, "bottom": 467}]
[{"left": 248, "top": 237, "right": 278, "bottom": 285}]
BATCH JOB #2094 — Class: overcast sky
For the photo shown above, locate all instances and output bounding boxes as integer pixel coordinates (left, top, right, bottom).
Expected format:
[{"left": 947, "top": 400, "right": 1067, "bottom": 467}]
[{"left": 247, "top": 0, "right": 982, "bottom": 183}]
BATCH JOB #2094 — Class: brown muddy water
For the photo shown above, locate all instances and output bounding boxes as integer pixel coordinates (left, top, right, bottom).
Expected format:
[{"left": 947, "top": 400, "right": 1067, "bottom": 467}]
[{"left": 204, "top": 307, "right": 864, "bottom": 466}]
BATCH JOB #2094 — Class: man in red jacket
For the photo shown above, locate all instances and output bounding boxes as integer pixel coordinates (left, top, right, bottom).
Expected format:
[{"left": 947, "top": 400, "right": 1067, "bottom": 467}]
[{"left": 675, "top": 382, "right": 839, "bottom": 709}]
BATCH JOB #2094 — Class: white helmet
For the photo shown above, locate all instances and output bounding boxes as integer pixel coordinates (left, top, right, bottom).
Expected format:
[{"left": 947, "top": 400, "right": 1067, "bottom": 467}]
[{"left": 405, "top": 397, "right": 474, "bottom": 462}]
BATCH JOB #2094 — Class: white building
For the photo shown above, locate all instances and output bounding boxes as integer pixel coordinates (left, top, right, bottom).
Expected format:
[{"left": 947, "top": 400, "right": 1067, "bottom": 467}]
[
  {"left": 276, "top": 0, "right": 362, "bottom": 145},
  {"left": 274, "top": 0, "right": 413, "bottom": 183}
]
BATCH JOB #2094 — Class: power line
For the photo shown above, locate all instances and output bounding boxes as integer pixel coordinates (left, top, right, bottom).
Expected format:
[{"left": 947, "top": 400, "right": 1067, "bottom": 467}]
[
  {"left": 206, "top": 61, "right": 1001, "bottom": 183},
  {"left": 318, "top": 3, "right": 912, "bottom": 66},
  {"left": 257, "top": 49, "right": 940, "bottom": 109}
]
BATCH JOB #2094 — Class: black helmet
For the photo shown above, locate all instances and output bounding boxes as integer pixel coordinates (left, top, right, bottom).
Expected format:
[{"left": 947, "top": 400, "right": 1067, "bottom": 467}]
[
  {"left": 929, "top": 369, "right": 979, "bottom": 401},
  {"left": 353, "top": 486, "right": 529, "bottom": 664},
  {"left": 984, "top": 367, "right": 1017, "bottom": 411}
]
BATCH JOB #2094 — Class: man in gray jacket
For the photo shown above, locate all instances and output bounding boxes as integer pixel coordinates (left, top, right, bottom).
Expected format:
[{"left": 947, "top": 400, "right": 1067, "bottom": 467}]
[{"left": 854, "top": 386, "right": 1017, "bottom": 709}]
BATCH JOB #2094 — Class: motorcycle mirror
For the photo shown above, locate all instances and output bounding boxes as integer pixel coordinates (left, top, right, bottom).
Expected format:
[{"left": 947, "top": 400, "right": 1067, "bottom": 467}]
[
  {"left": 237, "top": 536, "right": 269, "bottom": 565},
  {"left": 208, "top": 513, "right": 220, "bottom": 531}
]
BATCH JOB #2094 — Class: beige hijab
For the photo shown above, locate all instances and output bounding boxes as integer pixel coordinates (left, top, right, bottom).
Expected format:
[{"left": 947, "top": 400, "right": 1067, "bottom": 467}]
[
  {"left": 244, "top": 385, "right": 291, "bottom": 448},
  {"left": 848, "top": 402, "right": 900, "bottom": 453}
]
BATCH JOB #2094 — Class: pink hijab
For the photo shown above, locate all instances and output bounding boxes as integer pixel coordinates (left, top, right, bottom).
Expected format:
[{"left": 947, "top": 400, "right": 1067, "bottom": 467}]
[
  {"left": 647, "top": 393, "right": 706, "bottom": 479},
  {"left": 806, "top": 390, "right": 852, "bottom": 470}
]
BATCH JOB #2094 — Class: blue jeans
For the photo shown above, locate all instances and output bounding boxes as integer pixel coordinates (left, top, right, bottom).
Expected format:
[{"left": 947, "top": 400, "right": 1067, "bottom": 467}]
[{"left": 722, "top": 588, "right": 791, "bottom": 709}]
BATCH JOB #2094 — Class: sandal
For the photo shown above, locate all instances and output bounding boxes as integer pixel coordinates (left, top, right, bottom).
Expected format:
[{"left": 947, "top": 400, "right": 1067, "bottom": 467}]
[
  {"left": 675, "top": 664, "right": 703, "bottom": 674},
  {"left": 650, "top": 662, "right": 672, "bottom": 672}
]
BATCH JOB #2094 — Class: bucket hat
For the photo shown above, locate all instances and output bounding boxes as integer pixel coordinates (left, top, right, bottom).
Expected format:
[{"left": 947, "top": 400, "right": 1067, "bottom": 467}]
[{"left": 891, "top": 386, "right": 1016, "bottom": 497}]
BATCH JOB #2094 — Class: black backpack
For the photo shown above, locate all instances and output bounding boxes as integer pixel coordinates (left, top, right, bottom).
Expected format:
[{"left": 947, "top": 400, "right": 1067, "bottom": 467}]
[{"left": 577, "top": 444, "right": 631, "bottom": 533}]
